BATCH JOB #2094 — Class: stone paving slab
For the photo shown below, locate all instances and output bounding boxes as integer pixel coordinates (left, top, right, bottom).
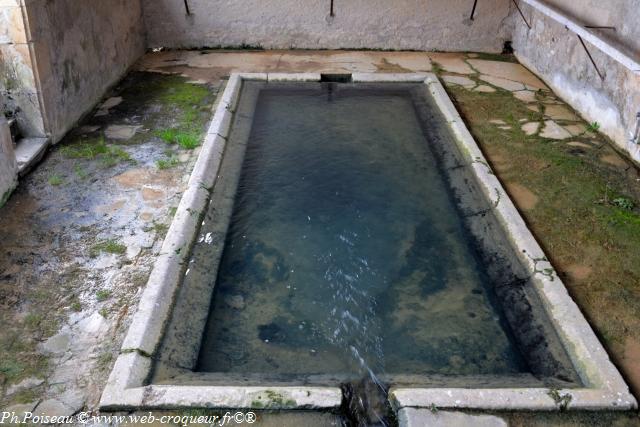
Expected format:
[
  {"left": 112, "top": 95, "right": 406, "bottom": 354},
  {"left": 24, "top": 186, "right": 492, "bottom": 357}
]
[{"left": 398, "top": 409, "right": 508, "bottom": 427}]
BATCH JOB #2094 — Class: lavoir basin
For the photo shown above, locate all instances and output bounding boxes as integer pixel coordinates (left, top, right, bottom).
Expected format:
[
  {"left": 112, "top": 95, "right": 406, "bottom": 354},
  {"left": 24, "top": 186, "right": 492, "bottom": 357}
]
[{"left": 100, "top": 73, "right": 636, "bottom": 412}]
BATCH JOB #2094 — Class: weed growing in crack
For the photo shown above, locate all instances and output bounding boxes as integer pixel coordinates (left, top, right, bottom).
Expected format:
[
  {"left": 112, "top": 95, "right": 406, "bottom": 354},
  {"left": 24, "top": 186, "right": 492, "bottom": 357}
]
[
  {"left": 90, "top": 239, "right": 126, "bottom": 257},
  {"left": 73, "top": 165, "right": 88, "bottom": 179},
  {"left": 587, "top": 121, "right": 601, "bottom": 132},
  {"left": 156, "top": 156, "right": 180, "bottom": 169},
  {"left": 95, "top": 290, "right": 111, "bottom": 302},
  {"left": 48, "top": 174, "right": 64, "bottom": 186},
  {"left": 548, "top": 388, "right": 572, "bottom": 410},
  {"left": 612, "top": 197, "right": 635, "bottom": 211},
  {"left": 60, "top": 136, "right": 133, "bottom": 167},
  {"left": 155, "top": 129, "right": 200, "bottom": 149}
]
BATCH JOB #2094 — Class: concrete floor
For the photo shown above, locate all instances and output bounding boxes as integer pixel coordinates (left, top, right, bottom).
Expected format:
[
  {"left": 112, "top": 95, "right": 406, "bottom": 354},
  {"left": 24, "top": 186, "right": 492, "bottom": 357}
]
[{"left": 1, "top": 50, "right": 639, "bottom": 425}]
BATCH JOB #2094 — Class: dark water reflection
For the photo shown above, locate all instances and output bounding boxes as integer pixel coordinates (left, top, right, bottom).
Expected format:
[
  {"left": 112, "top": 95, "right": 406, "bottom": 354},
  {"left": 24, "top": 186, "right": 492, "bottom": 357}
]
[{"left": 196, "top": 84, "right": 526, "bottom": 386}]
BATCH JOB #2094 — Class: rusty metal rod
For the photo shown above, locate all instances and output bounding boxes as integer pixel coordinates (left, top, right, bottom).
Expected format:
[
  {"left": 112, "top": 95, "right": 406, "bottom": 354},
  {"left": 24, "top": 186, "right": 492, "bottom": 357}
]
[
  {"left": 512, "top": 0, "right": 531, "bottom": 29},
  {"left": 577, "top": 34, "right": 605, "bottom": 80},
  {"left": 470, "top": 0, "right": 479, "bottom": 20},
  {"left": 585, "top": 25, "right": 616, "bottom": 31}
]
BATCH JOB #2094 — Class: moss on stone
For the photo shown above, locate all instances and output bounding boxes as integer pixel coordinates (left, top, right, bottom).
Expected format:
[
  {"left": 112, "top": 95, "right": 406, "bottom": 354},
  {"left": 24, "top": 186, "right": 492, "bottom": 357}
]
[{"left": 444, "top": 80, "right": 640, "bottom": 377}]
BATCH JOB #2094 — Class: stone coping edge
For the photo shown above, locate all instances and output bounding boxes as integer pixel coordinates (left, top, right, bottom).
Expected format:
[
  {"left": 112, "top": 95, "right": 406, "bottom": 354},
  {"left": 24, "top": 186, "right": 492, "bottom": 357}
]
[{"left": 100, "top": 73, "right": 636, "bottom": 411}]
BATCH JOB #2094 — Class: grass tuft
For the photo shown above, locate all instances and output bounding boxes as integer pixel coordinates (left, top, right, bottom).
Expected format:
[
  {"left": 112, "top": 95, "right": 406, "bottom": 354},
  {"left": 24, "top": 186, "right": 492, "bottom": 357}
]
[
  {"left": 156, "top": 156, "right": 180, "bottom": 169},
  {"left": 48, "top": 174, "right": 64, "bottom": 186},
  {"left": 90, "top": 239, "right": 127, "bottom": 258},
  {"left": 60, "top": 136, "right": 133, "bottom": 167},
  {"left": 95, "top": 290, "right": 111, "bottom": 302},
  {"left": 155, "top": 129, "right": 200, "bottom": 149}
]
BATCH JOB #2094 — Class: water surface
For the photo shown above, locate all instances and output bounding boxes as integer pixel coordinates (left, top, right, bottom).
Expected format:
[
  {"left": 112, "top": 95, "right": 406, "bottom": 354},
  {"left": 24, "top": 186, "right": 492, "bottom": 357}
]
[{"left": 195, "top": 83, "right": 528, "bottom": 379}]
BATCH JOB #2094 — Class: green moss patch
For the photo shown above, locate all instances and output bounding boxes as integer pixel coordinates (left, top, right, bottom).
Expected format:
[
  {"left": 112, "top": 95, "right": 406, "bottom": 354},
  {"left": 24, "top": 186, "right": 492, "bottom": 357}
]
[
  {"left": 90, "top": 239, "right": 127, "bottom": 257},
  {"left": 60, "top": 136, "right": 133, "bottom": 167},
  {"left": 444, "top": 82, "right": 640, "bottom": 377}
]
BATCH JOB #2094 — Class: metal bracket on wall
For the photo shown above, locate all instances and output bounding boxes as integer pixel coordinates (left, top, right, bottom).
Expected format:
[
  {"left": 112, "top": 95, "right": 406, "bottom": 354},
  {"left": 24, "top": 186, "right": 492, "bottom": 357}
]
[
  {"left": 585, "top": 25, "right": 616, "bottom": 31},
  {"left": 469, "top": 0, "right": 479, "bottom": 20},
  {"left": 512, "top": 0, "right": 531, "bottom": 29},
  {"left": 577, "top": 35, "right": 605, "bottom": 80},
  {"left": 519, "top": 0, "right": 640, "bottom": 74},
  {"left": 183, "top": 0, "right": 191, "bottom": 15}
]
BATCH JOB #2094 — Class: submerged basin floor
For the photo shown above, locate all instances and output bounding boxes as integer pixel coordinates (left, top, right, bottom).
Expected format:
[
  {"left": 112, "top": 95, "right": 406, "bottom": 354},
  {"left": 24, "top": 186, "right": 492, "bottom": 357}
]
[{"left": 195, "top": 84, "right": 526, "bottom": 378}]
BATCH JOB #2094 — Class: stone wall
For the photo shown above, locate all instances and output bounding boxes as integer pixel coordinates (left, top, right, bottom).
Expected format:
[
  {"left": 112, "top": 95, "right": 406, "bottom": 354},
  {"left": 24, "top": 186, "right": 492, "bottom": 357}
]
[
  {"left": 510, "top": 1, "right": 640, "bottom": 163},
  {"left": 0, "top": 114, "right": 17, "bottom": 206},
  {"left": 141, "top": 0, "right": 512, "bottom": 52},
  {"left": 0, "top": 1, "right": 46, "bottom": 137},
  {"left": 23, "top": 0, "right": 146, "bottom": 143}
]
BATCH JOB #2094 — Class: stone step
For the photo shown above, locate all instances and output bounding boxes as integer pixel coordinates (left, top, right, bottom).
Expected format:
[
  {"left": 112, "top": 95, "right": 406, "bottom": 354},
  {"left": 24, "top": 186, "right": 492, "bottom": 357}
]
[{"left": 15, "top": 136, "right": 49, "bottom": 176}]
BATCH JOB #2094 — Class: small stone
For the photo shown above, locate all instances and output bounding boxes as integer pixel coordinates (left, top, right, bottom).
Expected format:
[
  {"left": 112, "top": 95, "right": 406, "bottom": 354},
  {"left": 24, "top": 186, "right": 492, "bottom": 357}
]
[
  {"left": 34, "top": 399, "right": 75, "bottom": 417},
  {"left": 478, "top": 74, "right": 525, "bottom": 91},
  {"left": 468, "top": 59, "right": 547, "bottom": 89},
  {"left": 40, "top": 331, "right": 70, "bottom": 354},
  {"left": 521, "top": 122, "right": 540, "bottom": 136},
  {"left": 474, "top": 85, "right": 496, "bottom": 93},
  {"left": 93, "top": 253, "right": 118, "bottom": 269},
  {"left": 76, "top": 312, "right": 107, "bottom": 337},
  {"left": 105, "top": 125, "right": 141, "bottom": 140},
  {"left": 141, "top": 186, "right": 164, "bottom": 201},
  {"left": 567, "top": 141, "right": 591, "bottom": 149},
  {"left": 427, "top": 53, "right": 474, "bottom": 74},
  {"left": 600, "top": 153, "right": 628, "bottom": 168},
  {"left": 498, "top": 125, "right": 511, "bottom": 130},
  {"left": 563, "top": 123, "right": 586, "bottom": 136},
  {"left": 441, "top": 75, "right": 475, "bottom": 88},
  {"left": 6, "top": 377, "right": 44, "bottom": 396},
  {"left": 49, "top": 359, "right": 81, "bottom": 385},
  {"left": 545, "top": 104, "right": 579, "bottom": 121},
  {"left": 540, "top": 120, "right": 572, "bottom": 140},
  {"left": 513, "top": 90, "right": 536, "bottom": 103},
  {"left": 225, "top": 294, "right": 245, "bottom": 310},
  {"left": 100, "top": 96, "right": 123, "bottom": 110},
  {"left": 58, "top": 388, "right": 86, "bottom": 414},
  {"left": 489, "top": 119, "right": 506, "bottom": 125},
  {"left": 77, "top": 125, "right": 100, "bottom": 134}
]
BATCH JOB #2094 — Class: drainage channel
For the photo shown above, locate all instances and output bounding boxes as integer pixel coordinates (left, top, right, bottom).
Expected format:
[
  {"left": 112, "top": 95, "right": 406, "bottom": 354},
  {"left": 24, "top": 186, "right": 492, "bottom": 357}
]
[{"left": 341, "top": 377, "right": 397, "bottom": 427}]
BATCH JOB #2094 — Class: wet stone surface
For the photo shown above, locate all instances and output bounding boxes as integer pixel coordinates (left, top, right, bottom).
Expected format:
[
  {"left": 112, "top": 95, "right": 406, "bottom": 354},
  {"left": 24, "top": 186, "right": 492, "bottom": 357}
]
[
  {"left": 0, "top": 72, "right": 216, "bottom": 410},
  {"left": 1, "top": 50, "right": 639, "bottom": 424}
]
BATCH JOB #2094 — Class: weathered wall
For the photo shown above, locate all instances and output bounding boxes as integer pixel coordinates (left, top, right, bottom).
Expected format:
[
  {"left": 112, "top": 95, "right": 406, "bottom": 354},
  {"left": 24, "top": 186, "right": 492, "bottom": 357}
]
[
  {"left": 0, "top": 1, "right": 46, "bottom": 137},
  {"left": 142, "top": 0, "right": 512, "bottom": 52},
  {"left": 510, "top": 1, "right": 640, "bottom": 162},
  {"left": 22, "top": 0, "right": 146, "bottom": 142},
  {"left": 0, "top": 114, "right": 17, "bottom": 206}
]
